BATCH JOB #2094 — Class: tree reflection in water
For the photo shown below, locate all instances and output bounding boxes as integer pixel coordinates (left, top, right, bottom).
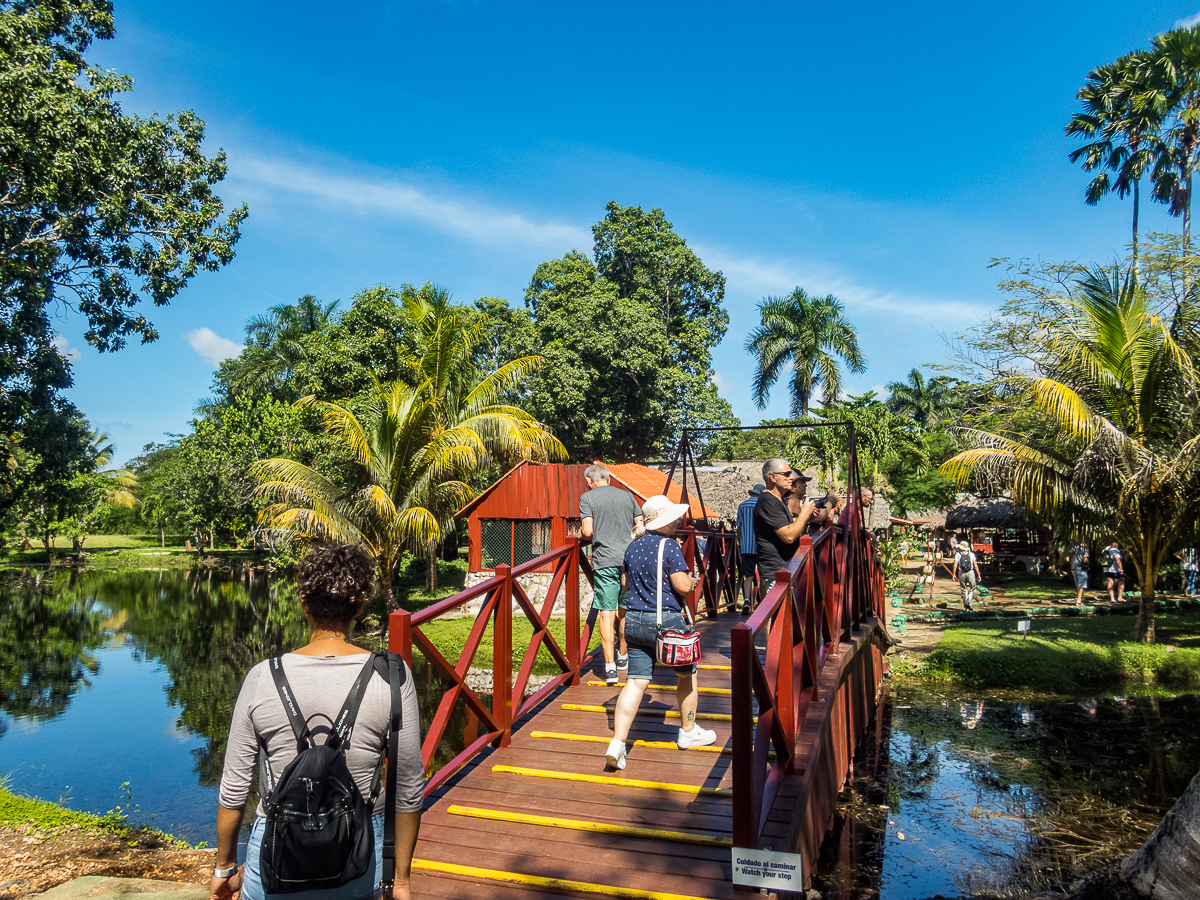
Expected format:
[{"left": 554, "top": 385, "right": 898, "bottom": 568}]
[{"left": 0, "top": 568, "right": 480, "bottom": 812}]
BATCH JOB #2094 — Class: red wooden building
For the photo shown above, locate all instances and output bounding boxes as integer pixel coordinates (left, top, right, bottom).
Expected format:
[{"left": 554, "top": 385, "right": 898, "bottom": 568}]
[{"left": 456, "top": 461, "right": 718, "bottom": 572}]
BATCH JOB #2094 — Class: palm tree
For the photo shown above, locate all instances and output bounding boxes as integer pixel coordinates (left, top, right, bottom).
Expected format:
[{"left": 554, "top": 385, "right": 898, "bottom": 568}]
[
  {"left": 225, "top": 295, "right": 340, "bottom": 401},
  {"left": 139, "top": 490, "right": 178, "bottom": 547},
  {"left": 886, "top": 368, "right": 956, "bottom": 429},
  {"left": 1066, "top": 52, "right": 1161, "bottom": 282},
  {"left": 940, "top": 267, "right": 1200, "bottom": 643},
  {"left": 745, "top": 288, "right": 866, "bottom": 417},
  {"left": 1141, "top": 27, "right": 1200, "bottom": 262},
  {"left": 253, "top": 301, "right": 566, "bottom": 603}
]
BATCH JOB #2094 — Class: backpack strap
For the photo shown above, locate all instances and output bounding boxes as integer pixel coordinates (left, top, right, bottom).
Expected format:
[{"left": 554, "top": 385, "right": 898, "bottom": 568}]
[
  {"left": 378, "top": 651, "right": 405, "bottom": 892},
  {"left": 327, "top": 655, "right": 378, "bottom": 749},
  {"left": 269, "top": 657, "right": 316, "bottom": 752}
]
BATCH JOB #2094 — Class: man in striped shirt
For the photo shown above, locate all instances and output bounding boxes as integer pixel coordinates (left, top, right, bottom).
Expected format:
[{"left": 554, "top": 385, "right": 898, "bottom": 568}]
[{"left": 736, "top": 484, "right": 764, "bottom": 614}]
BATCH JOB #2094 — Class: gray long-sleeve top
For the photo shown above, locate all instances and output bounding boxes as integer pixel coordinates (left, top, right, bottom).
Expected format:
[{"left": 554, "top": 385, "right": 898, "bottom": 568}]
[{"left": 218, "top": 653, "right": 424, "bottom": 816}]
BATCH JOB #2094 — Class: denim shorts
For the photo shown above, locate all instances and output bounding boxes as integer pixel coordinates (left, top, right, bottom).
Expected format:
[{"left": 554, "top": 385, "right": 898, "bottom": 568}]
[
  {"left": 622, "top": 608, "right": 698, "bottom": 680},
  {"left": 241, "top": 811, "right": 385, "bottom": 900},
  {"left": 1071, "top": 566, "right": 1088, "bottom": 589}
]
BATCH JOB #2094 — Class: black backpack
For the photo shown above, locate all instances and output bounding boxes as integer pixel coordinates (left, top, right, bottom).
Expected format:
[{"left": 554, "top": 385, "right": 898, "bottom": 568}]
[{"left": 260, "top": 652, "right": 405, "bottom": 894}]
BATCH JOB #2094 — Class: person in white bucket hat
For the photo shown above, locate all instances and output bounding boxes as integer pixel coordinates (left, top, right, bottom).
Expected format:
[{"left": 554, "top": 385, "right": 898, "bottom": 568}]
[{"left": 603, "top": 495, "right": 718, "bottom": 771}]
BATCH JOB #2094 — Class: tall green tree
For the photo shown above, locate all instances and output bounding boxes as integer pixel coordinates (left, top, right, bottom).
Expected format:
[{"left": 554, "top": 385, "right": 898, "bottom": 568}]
[
  {"left": 886, "top": 368, "right": 957, "bottom": 429},
  {"left": 1066, "top": 53, "right": 1161, "bottom": 280},
  {"left": 942, "top": 266, "right": 1200, "bottom": 643},
  {"left": 1142, "top": 26, "right": 1200, "bottom": 258},
  {"left": 522, "top": 204, "right": 736, "bottom": 461},
  {"left": 0, "top": 0, "right": 245, "bottom": 440},
  {"left": 216, "top": 295, "right": 339, "bottom": 402},
  {"left": 746, "top": 288, "right": 866, "bottom": 417},
  {"left": 254, "top": 370, "right": 564, "bottom": 605}
]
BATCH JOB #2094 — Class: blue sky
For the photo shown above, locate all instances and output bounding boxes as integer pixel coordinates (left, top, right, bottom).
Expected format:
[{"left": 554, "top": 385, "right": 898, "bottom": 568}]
[{"left": 53, "top": 0, "right": 1200, "bottom": 463}]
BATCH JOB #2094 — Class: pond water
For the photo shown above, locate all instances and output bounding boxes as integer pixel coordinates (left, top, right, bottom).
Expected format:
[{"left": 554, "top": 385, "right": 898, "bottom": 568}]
[
  {"left": 4, "top": 569, "right": 1199, "bottom": 898},
  {"left": 0, "top": 568, "right": 469, "bottom": 851},
  {"left": 813, "top": 684, "right": 1200, "bottom": 899}
]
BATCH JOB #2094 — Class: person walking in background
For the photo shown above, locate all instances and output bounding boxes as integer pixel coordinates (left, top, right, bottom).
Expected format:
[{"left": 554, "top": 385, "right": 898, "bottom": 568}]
[
  {"left": 753, "top": 458, "right": 815, "bottom": 596},
  {"left": 736, "top": 484, "right": 763, "bottom": 614},
  {"left": 953, "top": 540, "right": 981, "bottom": 610},
  {"left": 580, "top": 463, "right": 645, "bottom": 686},
  {"left": 1100, "top": 540, "right": 1124, "bottom": 603},
  {"left": 604, "top": 495, "right": 717, "bottom": 771},
  {"left": 1069, "top": 542, "right": 1090, "bottom": 605},
  {"left": 1175, "top": 546, "right": 1198, "bottom": 597}
]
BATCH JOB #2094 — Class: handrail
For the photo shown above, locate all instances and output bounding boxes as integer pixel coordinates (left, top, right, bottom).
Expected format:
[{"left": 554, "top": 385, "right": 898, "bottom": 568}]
[
  {"left": 389, "top": 536, "right": 595, "bottom": 796},
  {"left": 730, "top": 502, "right": 884, "bottom": 849}
]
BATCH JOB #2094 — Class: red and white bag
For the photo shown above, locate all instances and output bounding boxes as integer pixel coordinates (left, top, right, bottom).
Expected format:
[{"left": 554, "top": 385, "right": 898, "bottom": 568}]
[{"left": 653, "top": 538, "right": 701, "bottom": 667}]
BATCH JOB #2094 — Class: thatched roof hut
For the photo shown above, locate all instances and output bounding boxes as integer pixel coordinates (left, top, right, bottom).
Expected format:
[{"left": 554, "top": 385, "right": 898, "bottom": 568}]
[{"left": 944, "top": 494, "right": 1038, "bottom": 530}]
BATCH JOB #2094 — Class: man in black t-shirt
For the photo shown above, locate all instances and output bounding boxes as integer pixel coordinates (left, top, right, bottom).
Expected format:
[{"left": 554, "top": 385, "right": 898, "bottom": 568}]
[{"left": 753, "top": 458, "right": 816, "bottom": 595}]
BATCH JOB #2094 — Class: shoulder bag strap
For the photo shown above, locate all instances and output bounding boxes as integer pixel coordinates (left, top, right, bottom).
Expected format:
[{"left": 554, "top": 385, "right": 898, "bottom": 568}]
[
  {"left": 268, "top": 656, "right": 316, "bottom": 751},
  {"left": 328, "top": 655, "right": 377, "bottom": 748},
  {"left": 656, "top": 537, "right": 667, "bottom": 628},
  {"left": 381, "top": 652, "right": 404, "bottom": 892}
]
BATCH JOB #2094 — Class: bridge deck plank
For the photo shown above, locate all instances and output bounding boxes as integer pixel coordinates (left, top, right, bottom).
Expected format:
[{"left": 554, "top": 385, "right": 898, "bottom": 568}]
[{"left": 414, "top": 614, "right": 741, "bottom": 899}]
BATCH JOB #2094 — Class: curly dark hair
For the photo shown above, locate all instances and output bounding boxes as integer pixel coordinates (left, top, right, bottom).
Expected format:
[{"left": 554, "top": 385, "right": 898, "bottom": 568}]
[{"left": 296, "top": 544, "right": 376, "bottom": 625}]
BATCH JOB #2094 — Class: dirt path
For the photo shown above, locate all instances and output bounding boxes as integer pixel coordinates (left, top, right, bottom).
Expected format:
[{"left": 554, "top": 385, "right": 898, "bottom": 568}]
[{"left": 0, "top": 825, "right": 211, "bottom": 899}]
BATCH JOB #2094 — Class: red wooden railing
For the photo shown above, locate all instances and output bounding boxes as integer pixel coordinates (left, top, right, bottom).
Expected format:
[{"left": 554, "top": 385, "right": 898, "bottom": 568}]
[
  {"left": 677, "top": 524, "right": 739, "bottom": 619},
  {"left": 729, "top": 497, "right": 885, "bottom": 849},
  {"left": 388, "top": 536, "right": 595, "bottom": 796},
  {"left": 387, "top": 528, "right": 741, "bottom": 797}
]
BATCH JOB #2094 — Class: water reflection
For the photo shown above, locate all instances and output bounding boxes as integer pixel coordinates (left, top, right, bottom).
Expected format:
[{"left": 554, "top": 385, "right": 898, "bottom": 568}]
[
  {"left": 0, "top": 569, "right": 475, "bottom": 844},
  {"left": 815, "top": 685, "right": 1200, "bottom": 899}
]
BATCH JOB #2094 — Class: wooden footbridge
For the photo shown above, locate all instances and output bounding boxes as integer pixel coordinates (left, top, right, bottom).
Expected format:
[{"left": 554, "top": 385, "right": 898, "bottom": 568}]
[{"left": 389, "top": 491, "right": 888, "bottom": 899}]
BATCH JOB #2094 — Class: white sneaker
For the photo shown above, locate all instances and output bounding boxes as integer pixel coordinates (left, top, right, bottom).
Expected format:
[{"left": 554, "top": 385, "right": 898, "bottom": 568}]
[
  {"left": 616, "top": 653, "right": 629, "bottom": 671},
  {"left": 677, "top": 726, "right": 717, "bottom": 749},
  {"left": 604, "top": 665, "right": 619, "bottom": 686},
  {"left": 604, "top": 737, "right": 627, "bottom": 770}
]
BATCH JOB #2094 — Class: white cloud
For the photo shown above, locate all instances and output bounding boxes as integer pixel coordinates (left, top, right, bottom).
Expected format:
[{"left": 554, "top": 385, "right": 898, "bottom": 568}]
[
  {"left": 51, "top": 334, "right": 82, "bottom": 361},
  {"left": 694, "top": 244, "right": 990, "bottom": 321},
  {"left": 235, "top": 155, "right": 591, "bottom": 251},
  {"left": 712, "top": 371, "right": 736, "bottom": 395},
  {"left": 184, "top": 328, "right": 241, "bottom": 365},
  {"left": 1176, "top": 11, "right": 1200, "bottom": 27}
]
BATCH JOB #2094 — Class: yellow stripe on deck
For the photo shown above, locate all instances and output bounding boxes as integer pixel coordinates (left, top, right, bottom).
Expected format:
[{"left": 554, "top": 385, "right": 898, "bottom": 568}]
[
  {"left": 560, "top": 702, "right": 741, "bottom": 722},
  {"left": 447, "top": 804, "right": 733, "bottom": 847},
  {"left": 412, "top": 859, "right": 718, "bottom": 900},
  {"left": 530, "top": 730, "right": 728, "bottom": 753},
  {"left": 587, "top": 679, "right": 732, "bottom": 695},
  {"left": 492, "top": 764, "right": 732, "bottom": 797},
  {"left": 653, "top": 662, "right": 731, "bottom": 670}
]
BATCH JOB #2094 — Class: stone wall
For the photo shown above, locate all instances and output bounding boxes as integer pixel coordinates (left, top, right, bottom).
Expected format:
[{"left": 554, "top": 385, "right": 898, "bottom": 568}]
[{"left": 459, "top": 570, "right": 593, "bottom": 618}]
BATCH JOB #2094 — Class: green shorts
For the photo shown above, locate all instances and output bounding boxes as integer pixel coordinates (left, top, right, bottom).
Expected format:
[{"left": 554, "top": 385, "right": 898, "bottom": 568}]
[{"left": 592, "top": 566, "right": 627, "bottom": 612}]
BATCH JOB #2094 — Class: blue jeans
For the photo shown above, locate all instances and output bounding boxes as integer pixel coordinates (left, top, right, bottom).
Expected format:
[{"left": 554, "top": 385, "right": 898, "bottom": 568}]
[{"left": 241, "top": 812, "right": 385, "bottom": 900}]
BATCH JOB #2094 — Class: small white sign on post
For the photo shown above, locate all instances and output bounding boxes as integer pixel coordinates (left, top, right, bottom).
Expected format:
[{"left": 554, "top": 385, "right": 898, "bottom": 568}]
[
  {"left": 1018, "top": 619, "right": 1032, "bottom": 640},
  {"left": 731, "top": 848, "right": 804, "bottom": 890}
]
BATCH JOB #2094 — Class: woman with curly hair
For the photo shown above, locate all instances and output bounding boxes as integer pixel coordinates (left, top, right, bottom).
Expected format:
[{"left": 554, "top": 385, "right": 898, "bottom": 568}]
[{"left": 211, "top": 544, "right": 423, "bottom": 900}]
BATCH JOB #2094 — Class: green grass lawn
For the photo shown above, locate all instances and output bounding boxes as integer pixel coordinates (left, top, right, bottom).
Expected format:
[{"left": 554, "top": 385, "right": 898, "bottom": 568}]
[{"left": 893, "top": 610, "right": 1200, "bottom": 690}]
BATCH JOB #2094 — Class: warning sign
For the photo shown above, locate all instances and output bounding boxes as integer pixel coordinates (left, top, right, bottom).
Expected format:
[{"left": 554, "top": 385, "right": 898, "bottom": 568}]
[{"left": 731, "top": 847, "right": 804, "bottom": 890}]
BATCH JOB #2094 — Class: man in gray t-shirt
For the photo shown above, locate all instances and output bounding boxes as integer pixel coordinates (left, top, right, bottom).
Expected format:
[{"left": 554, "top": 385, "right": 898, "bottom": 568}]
[{"left": 580, "top": 463, "right": 645, "bottom": 685}]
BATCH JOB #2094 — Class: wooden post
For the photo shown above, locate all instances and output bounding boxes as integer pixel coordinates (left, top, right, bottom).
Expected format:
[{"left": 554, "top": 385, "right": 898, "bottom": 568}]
[
  {"left": 565, "top": 538, "right": 581, "bottom": 685},
  {"left": 494, "top": 564, "right": 513, "bottom": 748},
  {"left": 776, "top": 570, "right": 795, "bottom": 768},
  {"left": 389, "top": 608, "right": 413, "bottom": 664},
  {"left": 730, "top": 620, "right": 755, "bottom": 849}
]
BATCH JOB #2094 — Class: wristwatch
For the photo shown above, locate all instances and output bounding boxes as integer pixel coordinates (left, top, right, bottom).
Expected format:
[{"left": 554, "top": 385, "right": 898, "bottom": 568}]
[{"left": 213, "top": 864, "right": 240, "bottom": 879}]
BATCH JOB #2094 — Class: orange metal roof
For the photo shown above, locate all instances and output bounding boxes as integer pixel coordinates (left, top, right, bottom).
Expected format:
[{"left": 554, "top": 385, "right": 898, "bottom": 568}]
[{"left": 607, "top": 463, "right": 719, "bottom": 520}]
